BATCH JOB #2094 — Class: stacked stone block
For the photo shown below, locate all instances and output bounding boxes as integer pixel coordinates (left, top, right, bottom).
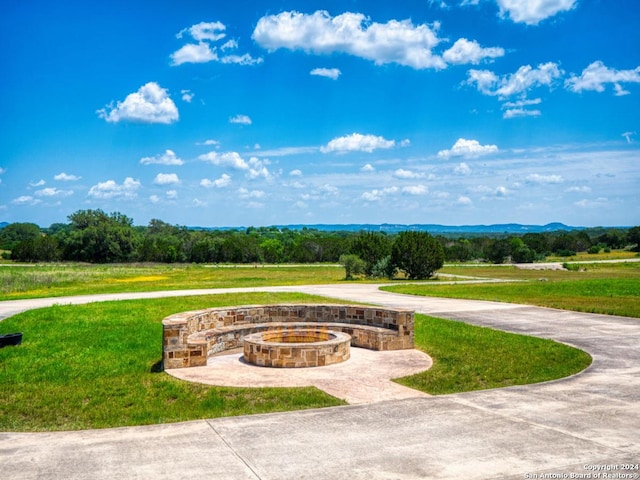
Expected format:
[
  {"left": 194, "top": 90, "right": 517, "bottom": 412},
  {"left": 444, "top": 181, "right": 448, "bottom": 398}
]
[{"left": 162, "top": 304, "right": 414, "bottom": 369}]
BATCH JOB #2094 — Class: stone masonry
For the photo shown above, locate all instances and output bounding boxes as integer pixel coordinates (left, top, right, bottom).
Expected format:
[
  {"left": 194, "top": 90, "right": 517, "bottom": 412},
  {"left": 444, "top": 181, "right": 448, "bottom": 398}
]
[{"left": 162, "top": 304, "right": 415, "bottom": 369}]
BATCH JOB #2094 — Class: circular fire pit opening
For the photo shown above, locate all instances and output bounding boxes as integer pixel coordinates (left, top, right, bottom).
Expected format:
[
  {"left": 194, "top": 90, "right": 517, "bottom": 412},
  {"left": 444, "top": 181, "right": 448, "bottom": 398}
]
[{"left": 243, "top": 328, "right": 351, "bottom": 368}]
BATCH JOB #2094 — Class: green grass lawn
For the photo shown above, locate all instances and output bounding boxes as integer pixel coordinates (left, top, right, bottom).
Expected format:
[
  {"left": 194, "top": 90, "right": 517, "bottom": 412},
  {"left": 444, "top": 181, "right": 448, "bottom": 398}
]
[
  {"left": 397, "top": 315, "right": 591, "bottom": 394},
  {"left": 0, "top": 292, "right": 348, "bottom": 431},
  {"left": 389, "top": 262, "right": 640, "bottom": 318},
  {"left": 0, "top": 292, "right": 590, "bottom": 431}
]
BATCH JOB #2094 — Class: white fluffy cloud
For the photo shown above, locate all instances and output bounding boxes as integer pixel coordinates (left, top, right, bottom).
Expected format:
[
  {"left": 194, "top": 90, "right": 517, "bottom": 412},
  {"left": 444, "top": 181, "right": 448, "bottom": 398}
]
[
  {"left": 394, "top": 169, "right": 425, "bottom": 179},
  {"left": 181, "top": 90, "right": 194, "bottom": 103},
  {"left": 503, "top": 108, "right": 542, "bottom": 119},
  {"left": 197, "top": 139, "right": 220, "bottom": 147},
  {"left": 526, "top": 173, "right": 564, "bottom": 184},
  {"left": 153, "top": 173, "right": 180, "bottom": 185},
  {"left": 54, "top": 172, "right": 81, "bottom": 181},
  {"left": 442, "top": 38, "right": 504, "bottom": 65},
  {"left": 361, "top": 186, "right": 399, "bottom": 202},
  {"left": 88, "top": 177, "right": 140, "bottom": 199},
  {"left": 177, "top": 21, "right": 226, "bottom": 42},
  {"left": 310, "top": 68, "right": 342, "bottom": 80},
  {"left": 238, "top": 187, "right": 265, "bottom": 199},
  {"left": 199, "top": 151, "right": 249, "bottom": 169},
  {"left": 253, "top": 10, "right": 446, "bottom": 70},
  {"left": 97, "top": 82, "right": 179, "bottom": 124},
  {"left": 454, "top": 162, "right": 472, "bottom": 175},
  {"left": 150, "top": 190, "right": 178, "bottom": 204},
  {"left": 35, "top": 187, "right": 73, "bottom": 197},
  {"left": 501, "top": 98, "right": 542, "bottom": 118},
  {"left": 467, "top": 62, "right": 563, "bottom": 98},
  {"left": 12, "top": 195, "right": 41, "bottom": 206},
  {"left": 402, "top": 185, "right": 429, "bottom": 195},
  {"left": 566, "top": 186, "right": 592, "bottom": 193},
  {"left": 171, "top": 21, "right": 262, "bottom": 66},
  {"left": 198, "top": 152, "right": 272, "bottom": 180},
  {"left": 200, "top": 174, "right": 231, "bottom": 188},
  {"left": 253, "top": 10, "right": 505, "bottom": 69},
  {"left": 140, "top": 150, "right": 184, "bottom": 166},
  {"left": 496, "top": 0, "right": 577, "bottom": 25},
  {"left": 229, "top": 114, "right": 252, "bottom": 125},
  {"left": 246, "top": 157, "right": 273, "bottom": 180},
  {"left": 321, "top": 133, "right": 396, "bottom": 153},
  {"left": 171, "top": 42, "right": 218, "bottom": 65},
  {"left": 565, "top": 61, "right": 640, "bottom": 96},
  {"left": 438, "top": 138, "right": 498, "bottom": 158}
]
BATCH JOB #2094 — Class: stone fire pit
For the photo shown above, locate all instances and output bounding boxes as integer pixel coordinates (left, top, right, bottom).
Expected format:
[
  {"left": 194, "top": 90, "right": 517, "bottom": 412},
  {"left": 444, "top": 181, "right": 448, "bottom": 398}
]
[
  {"left": 162, "top": 304, "right": 414, "bottom": 369},
  {"left": 243, "top": 328, "right": 351, "bottom": 368}
]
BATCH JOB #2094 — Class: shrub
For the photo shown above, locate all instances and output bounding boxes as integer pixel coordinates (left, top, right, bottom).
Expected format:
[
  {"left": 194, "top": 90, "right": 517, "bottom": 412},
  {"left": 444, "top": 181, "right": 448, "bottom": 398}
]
[
  {"left": 370, "top": 255, "right": 397, "bottom": 279},
  {"left": 339, "top": 254, "right": 366, "bottom": 280}
]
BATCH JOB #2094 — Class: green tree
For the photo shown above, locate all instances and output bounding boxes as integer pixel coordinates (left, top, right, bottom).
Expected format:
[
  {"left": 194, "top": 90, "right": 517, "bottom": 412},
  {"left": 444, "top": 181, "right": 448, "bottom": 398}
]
[
  {"left": 260, "top": 238, "right": 285, "bottom": 263},
  {"left": 522, "top": 233, "right": 550, "bottom": 256},
  {"left": 444, "top": 238, "right": 474, "bottom": 262},
  {"left": 64, "top": 209, "right": 139, "bottom": 263},
  {"left": 220, "top": 232, "right": 261, "bottom": 263},
  {"left": 339, "top": 254, "right": 366, "bottom": 280},
  {"left": 350, "top": 232, "right": 392, "bottom": 275},
  {"left": 627, "top": 226, "right": 640, "bottom": 252},
  {"left": 390, "top": 231, "right": 444, "bottom": 280},
  {"left": 0, "top": 222, "right": 41, "bottom": 250},
  {"left": 508, "top": 237, "right": 535, "bottom": 263},
  {"left": 188, "top": 234, "right": 220, "bottom": 263},
  {"left": 484, "top": 238, "right": 512, "bottom": 264},
  {"left": 11, "top": 236, "right": 61, "bottom": 262},
  {"left": 137, "top": 219, "right": 187, "bottom": 263}
]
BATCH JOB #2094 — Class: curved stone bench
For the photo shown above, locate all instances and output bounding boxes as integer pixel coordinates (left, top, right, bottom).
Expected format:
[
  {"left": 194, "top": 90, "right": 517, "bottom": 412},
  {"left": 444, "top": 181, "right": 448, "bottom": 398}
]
[{"left": 162, "top": 304, "right": 414, "bottom": 369}]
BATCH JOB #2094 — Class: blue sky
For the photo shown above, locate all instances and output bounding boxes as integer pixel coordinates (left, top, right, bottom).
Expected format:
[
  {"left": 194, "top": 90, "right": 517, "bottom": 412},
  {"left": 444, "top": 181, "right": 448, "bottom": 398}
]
[{"left": 1, "top": 0, "right": 638, "bottom": 228}]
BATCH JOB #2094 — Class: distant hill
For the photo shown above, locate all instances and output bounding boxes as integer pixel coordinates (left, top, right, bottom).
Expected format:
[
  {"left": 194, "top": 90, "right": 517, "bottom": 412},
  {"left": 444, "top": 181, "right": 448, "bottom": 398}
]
[
  {"left": 190, "top": 222, "right": 586, "bottom": 234},
  {"left": 0, "top": 222, "right": 8, "bottom": 230}
]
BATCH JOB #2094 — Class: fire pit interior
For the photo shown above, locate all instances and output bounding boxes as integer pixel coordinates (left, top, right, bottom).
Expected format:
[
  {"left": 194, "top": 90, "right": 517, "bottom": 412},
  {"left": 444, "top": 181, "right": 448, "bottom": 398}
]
[{"left": 243, "top": 328, "right": 351, "bottom": 368}]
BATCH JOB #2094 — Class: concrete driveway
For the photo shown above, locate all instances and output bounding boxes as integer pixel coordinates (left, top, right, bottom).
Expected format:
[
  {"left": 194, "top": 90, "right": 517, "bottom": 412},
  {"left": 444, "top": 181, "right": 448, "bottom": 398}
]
[{"left": 0, "top": 284, "right": 638, "bottom": 479}]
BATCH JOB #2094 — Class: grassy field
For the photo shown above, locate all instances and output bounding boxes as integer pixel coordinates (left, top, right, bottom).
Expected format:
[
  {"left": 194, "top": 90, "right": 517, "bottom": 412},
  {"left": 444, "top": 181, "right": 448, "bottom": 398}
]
[
  {"left": 388, "top": 261, "right": 640, "bottom": 318},
  {"left": 0, "top": 263, "right": 350, "bottom": 300},
  {"left": 0, "top": 292, "right": 590, "bottom": 431},
  {"left": 545, "top": 251, "right": 638, "bottom": 262}
]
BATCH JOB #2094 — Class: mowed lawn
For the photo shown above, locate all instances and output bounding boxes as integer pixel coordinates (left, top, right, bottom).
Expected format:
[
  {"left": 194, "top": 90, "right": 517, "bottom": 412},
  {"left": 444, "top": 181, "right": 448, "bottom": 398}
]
[
  {"left": 0, "top": 291, "right": 590, "bottom": 431},
  {"left": 4, "top": 261, "right": 634, "bottom": 431},
  {"left": 389, "top": 262, "right": 640, "bottom": 318}
]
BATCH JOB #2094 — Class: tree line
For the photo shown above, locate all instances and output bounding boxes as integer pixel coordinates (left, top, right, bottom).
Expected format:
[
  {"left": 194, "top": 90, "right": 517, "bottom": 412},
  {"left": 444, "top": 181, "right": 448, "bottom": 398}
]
[{"left": 1, "top": 209, "right": 639, "bottom": 276}]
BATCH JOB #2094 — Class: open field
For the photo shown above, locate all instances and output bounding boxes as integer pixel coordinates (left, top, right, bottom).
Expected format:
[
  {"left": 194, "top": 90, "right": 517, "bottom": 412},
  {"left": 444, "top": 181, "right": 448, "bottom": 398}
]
[
  {"left": 0, "top": 292, "right": 589, "bottom": 431},
  {"left": 545, "top": 250, "right": 638, "bottom": 262},
  {"left": 0, "top": 264, "right": 348, "bottom": 300},
  {"left": 389, "top": 262, "right": 640, "bottom": 318}
]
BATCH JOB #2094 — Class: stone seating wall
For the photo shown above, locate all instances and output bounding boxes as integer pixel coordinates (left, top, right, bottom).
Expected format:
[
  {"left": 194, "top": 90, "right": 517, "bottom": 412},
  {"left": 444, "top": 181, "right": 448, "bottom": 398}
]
[{"left": 162, "top": 304, "right": 414, "bottom": 369}]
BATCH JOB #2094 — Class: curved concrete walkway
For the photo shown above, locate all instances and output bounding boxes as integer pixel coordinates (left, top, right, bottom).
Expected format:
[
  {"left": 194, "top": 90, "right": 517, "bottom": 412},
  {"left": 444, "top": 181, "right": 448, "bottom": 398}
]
[{"left": 1, "top": 285, "right": 639, "bottom": 479}]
